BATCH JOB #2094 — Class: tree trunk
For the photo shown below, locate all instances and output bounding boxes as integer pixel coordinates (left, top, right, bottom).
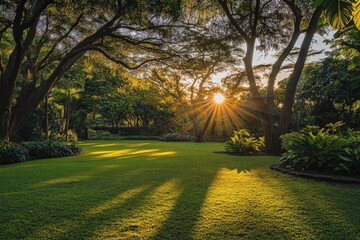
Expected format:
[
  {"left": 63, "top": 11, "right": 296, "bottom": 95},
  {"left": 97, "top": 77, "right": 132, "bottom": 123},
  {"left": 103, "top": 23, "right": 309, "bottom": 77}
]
[
  {"left": 199, "top": 107, "right": 216, "bottom": 142},
  {"left": 278, "top": 6, "right": 323, "bottom": 144},
  {"left": 191, "top": 116, "right": 204, "bottom": 142},
  {"left": 44, "top": 94, "right": 49, "bottom": 140},
  {"left": 64, "top": 91, "right": 70, "bottom": 142},
  {"left": 0, "top": 9, "right": 40, "bottom": 140},
  {"left": 0, "top": 108, "right": 11, "bottom": 141},
  {"left": 0, "top": 45, "right": 25, "bottom": 141},
  {"left": 6, "top": 51, "right": 84, "bottom": 140},
  {"left": 0, "top": 6, "right": 120, "bottom": 141}
]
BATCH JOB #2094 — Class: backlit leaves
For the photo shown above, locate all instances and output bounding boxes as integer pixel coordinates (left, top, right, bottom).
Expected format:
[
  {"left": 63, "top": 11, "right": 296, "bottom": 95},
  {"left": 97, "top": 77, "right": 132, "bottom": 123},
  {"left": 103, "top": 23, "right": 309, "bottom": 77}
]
[
  {"left": 323, "top": 0, "right": 353, "bottom": 30},
  {"left": 354, "top": 0, "right": 360, "bottom": 30}
]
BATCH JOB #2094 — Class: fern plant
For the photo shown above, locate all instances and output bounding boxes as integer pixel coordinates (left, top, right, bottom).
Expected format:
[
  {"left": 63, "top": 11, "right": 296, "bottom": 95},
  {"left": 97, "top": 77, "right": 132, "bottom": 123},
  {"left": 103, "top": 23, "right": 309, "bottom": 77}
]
[
  {"left": 339, "top": 146, "right": 360, "bottom": 172},
  {"left": 280, "top": 129, "right": 345, "bottom": 171},
  {"left": 279, "top": 123, "right": 360, "bottom": 174},
  {"left": 225, "top": 129, "right": 264, "bottom": 154}
]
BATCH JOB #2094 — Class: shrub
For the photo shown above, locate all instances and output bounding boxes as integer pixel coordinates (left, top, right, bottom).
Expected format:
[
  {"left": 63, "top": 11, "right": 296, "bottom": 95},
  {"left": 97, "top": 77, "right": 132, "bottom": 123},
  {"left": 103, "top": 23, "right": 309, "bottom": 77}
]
[
  {"left": 92, "top": 126, "right": 144, "bottom": 135},
  {"left": 87, "top": 129, "right": 161, "bottom": 140},
  {"left": 22, "top": 140, "right": 84, "bottom": 159},
  {"left": 160, "top": 132, "right": 193, "bottom": 142},
  {"left": 66, "top": 142, "right": 84, "bottom": 156},
  {"left": 345, "top": 129, "right": 360, "bottom": 149},
  {"left": 0, "top": 140, "right": 84, "bottom": 165},
  {"left": 225, "top": 129, "right": 264, "bottom": 154},
  {"left": 87, "top": 128, "right": 97, "bottom": 140},
  {"left": 0, "top": 141, "right": 29, "bottom": 164},
  {"left": 339, "top": 146, "right": 360, "bottom": 173},
  {"left": 118, "top": 135, "right": 160, "bottom": 140},
  {"left": 87, "top": 130, "right": 115, "bottom": 140},
  {"left": 279, "top": 123, "right": 360, "bottom": 174},
  {"left": 280, "top": 128, "right": 345, "bottom": 171},
  {"left": 67, "top": 130, "right": 78, "bottom": 142},
  {"left": 49, "top": 130, "right": 78, "bottom": 142}
]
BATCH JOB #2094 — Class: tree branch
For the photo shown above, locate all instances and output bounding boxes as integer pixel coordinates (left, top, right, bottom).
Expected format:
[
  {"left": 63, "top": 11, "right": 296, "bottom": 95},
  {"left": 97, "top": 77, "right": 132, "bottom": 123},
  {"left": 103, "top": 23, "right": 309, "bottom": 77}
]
[
  {"left": 218, "top": 0, "right": 250, "bottom": 43},
  {"left": 87, "top": 45, "right": 171, "bottom": 70},
  {"left": 38, "top": 13, "right": 84, "bottom": 69}
]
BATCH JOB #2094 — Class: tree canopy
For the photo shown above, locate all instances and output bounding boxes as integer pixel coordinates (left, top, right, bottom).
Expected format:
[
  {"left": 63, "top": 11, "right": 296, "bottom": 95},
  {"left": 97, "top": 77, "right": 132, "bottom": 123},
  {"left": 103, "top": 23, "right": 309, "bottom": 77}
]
[{"left": 0, "top": 0, "right": 359, "bottom": 152}]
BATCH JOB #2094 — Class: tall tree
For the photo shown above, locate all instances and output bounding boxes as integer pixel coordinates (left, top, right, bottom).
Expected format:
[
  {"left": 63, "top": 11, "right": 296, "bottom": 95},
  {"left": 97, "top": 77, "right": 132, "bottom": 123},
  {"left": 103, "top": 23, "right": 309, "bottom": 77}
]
[
  {"left": 214, "top": 0, "right": 324, "bottom": 152},
  {"left": 0, "top": 0, "right": 180, "bottom": 141}
]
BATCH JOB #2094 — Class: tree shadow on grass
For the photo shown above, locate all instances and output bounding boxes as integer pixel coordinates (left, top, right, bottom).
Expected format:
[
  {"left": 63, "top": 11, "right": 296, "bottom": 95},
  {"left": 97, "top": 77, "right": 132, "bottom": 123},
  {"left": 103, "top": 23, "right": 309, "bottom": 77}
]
[
  {"left": 279, "top": 178, "right": 360, "bottom": 239},
  {"left": 255, "top": 171, "right": 360, "bottom": 240},
  {"left": 72, "top": 149, "right": 255, "bottom": 239},
  {"left": 151, "top": 175, "right": 215, "bottom": 239},
  {"left": 54, "top": 183, "right": 161, "bottom": 240},
  {"left": 0, "top": 141, "right": 271, "bottom": 240}
]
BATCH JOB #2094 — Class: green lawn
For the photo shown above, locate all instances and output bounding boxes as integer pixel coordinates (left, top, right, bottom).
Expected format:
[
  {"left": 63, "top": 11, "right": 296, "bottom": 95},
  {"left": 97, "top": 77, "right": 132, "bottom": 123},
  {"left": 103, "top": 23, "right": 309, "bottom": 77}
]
[{"left": 1, "top": 140, "right": 360, "bottom": 240}]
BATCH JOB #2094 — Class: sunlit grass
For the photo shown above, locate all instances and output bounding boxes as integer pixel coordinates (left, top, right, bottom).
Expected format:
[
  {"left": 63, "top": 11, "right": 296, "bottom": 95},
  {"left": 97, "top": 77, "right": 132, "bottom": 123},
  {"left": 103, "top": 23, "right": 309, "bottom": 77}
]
[{"left": 0, "top": 140, "right": 359, "bottom": 240}]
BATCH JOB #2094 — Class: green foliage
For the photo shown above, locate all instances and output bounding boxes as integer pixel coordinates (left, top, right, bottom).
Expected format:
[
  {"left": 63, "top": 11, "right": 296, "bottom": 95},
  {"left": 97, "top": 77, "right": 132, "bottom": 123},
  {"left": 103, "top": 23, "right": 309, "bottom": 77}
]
[
  {"left": 339, "top": 146, "right": 360, "bottom": 172},
  {"left": 322, "top": 0, "right": 354, "bottom": 30},
  {"left": 279, "top": 123, "right": 360, "bottom": 173},
  {"left": 87, "top": 128, "right": 97, "bottom": 140},
  {"left": 115, "top": 135, "right": 160, "bottom": 140},
  {"left": 325, "top": 121, "right": 345, "bottom": 134},
  {"left": 280, "top": 128, "right": 345, "bottom": 171},
  {"left": 67, "top": 130, "right": 78, "bottom": 142},
  {"left": 225, "top": 129, "right": 264, "bottom": 154},
  {"left": 0, "top": 140, "right": 83, "bottom": 165},
  {"left": 92, "top": 126, "right": 144, "bottom": 135},
  {"left": 21, "top": 140, "right": 83, "bottom": 160},
  {"left": 93, "top": 130, "right": 113, "bottom": 139},
  {"left": 345, "top": 129, "right": 360, "bottom": 148},
  {"left": 50, "top": 130, "right": 78, "bottom": 142},
  {"left": 160, "top": 132, "right": 193, "bottom": 142},
  {"left": 294, "top": 58, "right": 360, "bottom": 128},
  {"left": 354, "top": 0, "right": 360, "bottom": 29},
  {"left": 0, "top": 141, "right": 29, "bottom": 164},
  {"left": 87, "top": 128, "right": 161, "bottom": 140}
]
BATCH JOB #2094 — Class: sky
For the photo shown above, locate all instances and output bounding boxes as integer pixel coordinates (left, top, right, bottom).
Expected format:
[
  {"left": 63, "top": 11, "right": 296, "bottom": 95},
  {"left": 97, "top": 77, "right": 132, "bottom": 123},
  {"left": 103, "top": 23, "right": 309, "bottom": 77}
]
[{"left": 212, "top": 31, "right": 334, "bottom": 84}]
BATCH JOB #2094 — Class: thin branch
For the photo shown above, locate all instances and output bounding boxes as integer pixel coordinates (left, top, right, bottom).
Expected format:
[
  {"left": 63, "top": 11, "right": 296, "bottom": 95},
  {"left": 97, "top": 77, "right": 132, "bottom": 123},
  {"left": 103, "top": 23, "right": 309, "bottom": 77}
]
[
  {"left": 0, "top": 21, "right": 12, "bottom": 38},
  {"left": 106, "top": 34, "right": 165, "bottom": 46},
  {"left": 218, "top": 0, "right": 250, "bottom": 43},
  {"left": 38, "top": 13, "right": 84, "bottom": 69},
  {"left": 87, "top": 45, "right": 172, "bottom": 70}
]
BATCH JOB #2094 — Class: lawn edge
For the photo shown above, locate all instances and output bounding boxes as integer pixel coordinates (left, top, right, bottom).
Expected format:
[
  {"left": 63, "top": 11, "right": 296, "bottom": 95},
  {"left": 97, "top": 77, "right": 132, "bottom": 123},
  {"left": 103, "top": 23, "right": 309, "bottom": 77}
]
[{"left": 271, "top": 164, "right": 360, "bottom": 184}]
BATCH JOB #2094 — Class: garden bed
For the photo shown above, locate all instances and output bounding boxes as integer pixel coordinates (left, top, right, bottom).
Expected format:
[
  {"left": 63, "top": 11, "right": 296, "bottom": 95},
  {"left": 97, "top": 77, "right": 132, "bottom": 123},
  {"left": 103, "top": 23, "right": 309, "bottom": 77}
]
[{"left": 271, "top": 163, "right": 360, "bottom": 184}]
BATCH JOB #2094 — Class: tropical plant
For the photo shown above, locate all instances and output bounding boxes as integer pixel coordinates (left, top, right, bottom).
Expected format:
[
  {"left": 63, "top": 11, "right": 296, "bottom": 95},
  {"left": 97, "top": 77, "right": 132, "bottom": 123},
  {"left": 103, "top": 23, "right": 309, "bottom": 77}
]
[
  {"left": 280, "top": 128, "right": 345, "bottom": 171},
  {"left": 321, "top": 0, "right": 360, "bottom": 30},
  {"left": 339, "top": 146, "right": 360, "bottom": 172},
  {"left": 279, "top": 124, "right": 360, "bottom": 173},
  {"left": 225, "top": 129, "right": 264, "bottom": 154}
]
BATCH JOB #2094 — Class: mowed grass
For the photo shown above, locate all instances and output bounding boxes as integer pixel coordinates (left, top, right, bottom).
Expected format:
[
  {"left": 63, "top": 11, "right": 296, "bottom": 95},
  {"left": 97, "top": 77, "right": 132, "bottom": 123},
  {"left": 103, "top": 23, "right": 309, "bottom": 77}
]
[{"left": 1, "top": 141, "right": 360, "bottom": 240}]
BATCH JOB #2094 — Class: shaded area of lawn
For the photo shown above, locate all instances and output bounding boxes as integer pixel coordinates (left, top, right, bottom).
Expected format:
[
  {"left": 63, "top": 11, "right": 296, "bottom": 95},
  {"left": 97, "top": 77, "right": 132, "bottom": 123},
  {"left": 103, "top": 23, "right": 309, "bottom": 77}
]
[{"left": 0, "top": 140, "right": 359, "bottom": 240}]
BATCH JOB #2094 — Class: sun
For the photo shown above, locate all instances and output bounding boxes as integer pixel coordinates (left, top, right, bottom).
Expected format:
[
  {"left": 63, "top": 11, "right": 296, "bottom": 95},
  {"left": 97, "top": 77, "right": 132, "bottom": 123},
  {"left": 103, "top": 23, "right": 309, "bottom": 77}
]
[{"left": 214, "top": 93, "right": 225, "bottom": 104}]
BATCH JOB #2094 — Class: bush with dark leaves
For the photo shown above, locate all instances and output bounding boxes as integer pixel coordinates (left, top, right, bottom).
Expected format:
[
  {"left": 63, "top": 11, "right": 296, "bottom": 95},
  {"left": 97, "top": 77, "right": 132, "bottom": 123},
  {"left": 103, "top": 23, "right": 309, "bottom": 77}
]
[
  {"left": 279, "top": 123, "right": 360, "bottom": 174},
  {"left": 0, "top": 140, "right": 84, "bottom": 165}
]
